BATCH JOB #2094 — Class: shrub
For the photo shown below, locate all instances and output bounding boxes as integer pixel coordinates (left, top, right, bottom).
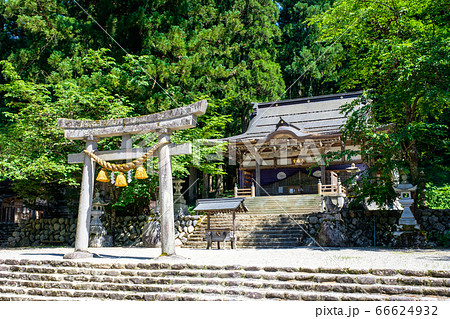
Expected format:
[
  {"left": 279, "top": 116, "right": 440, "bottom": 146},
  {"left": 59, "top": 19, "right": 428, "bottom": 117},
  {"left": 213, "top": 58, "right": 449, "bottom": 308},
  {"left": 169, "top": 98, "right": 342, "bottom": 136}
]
[{"left": 423, "top": 184, "right": 450, "bottom": 209}]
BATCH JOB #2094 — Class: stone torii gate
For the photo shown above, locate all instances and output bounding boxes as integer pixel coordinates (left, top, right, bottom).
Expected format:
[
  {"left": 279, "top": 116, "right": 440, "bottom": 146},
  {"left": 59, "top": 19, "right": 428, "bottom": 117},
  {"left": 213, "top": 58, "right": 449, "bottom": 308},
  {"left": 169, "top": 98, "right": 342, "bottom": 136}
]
[{"left": 58, "top": 100, "right": 207, "bottom": 259}]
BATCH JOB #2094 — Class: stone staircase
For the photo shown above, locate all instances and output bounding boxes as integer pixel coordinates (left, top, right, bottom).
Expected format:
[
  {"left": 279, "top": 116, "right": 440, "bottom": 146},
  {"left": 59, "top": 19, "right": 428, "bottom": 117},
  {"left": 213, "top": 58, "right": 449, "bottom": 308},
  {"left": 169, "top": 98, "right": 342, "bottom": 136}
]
[
  {"left": 244, "top": 194, "right": 322, "bottom": 214},
  {"left": 184, "top": 195, "right": 322, "bottom": 249},
  {"left": 0, "top": 259, "right": 448, "bottom": 301},
  {"left": 183, "top": 213, "right": 309, "bottom": 249}
]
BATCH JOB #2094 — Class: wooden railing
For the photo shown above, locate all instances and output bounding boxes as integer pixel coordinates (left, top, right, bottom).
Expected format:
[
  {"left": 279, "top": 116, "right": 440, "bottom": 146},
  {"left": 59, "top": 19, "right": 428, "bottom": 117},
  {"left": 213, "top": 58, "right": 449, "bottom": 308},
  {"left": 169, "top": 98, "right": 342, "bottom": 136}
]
[
  {"left": 318, "top": 180, "right": 346, "bottom": 196},
  {"left": 234, "top": 184, "right": 255, "bottom": 197}
]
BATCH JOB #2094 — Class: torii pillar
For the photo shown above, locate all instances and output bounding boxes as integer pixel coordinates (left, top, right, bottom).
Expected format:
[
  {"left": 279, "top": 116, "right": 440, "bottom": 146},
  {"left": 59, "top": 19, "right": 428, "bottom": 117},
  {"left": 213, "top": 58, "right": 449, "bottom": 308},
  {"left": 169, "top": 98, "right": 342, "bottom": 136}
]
[
  {"left": 58, "top": 100, "right": 207, "bottom": 259},
  {"left": 74, "top": 136, "right": 98, "bottom": 256},
  {"left": 157, "top": 129, "right": 175, "bottom": 255}
]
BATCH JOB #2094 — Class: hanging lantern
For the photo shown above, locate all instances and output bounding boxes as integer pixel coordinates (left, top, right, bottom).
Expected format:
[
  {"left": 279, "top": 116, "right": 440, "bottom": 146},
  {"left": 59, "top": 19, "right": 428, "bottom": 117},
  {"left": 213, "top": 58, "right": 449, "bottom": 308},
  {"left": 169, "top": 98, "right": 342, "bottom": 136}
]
[
  {"left": 135, "top": 166, "right": 148, "bottom": 179},
  {"left": 96, "top": 168, "right": 110, "bottom": 183},
  {"left": 115, "top": 172, "right": 128, "bottom": 187}
]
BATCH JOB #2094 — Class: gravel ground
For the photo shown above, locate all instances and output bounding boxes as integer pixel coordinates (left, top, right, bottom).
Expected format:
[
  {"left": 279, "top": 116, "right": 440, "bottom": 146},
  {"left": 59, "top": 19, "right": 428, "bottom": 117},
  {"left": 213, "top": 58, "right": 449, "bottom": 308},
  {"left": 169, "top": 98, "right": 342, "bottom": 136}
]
[{"left": 0, "top": 246, "right": 449, "bottom": 271}]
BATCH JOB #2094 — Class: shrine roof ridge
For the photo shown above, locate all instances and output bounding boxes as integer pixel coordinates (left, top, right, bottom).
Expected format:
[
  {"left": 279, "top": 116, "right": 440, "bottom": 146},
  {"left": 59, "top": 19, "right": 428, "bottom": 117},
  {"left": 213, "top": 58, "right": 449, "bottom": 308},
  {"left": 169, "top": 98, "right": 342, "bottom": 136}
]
[
  {"left": 255, "top": 91, "right": 363, "bottom": 109},
  {"left": 224, "top": 91, "right": 363, "bottom": 143}
]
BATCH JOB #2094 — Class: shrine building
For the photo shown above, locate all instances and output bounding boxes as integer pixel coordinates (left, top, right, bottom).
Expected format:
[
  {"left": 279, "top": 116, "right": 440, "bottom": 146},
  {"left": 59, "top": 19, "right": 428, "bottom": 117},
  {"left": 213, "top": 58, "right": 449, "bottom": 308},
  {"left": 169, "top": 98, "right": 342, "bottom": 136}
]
[{"left": 224, "top": 91, "right": 367, "bottom": 197}]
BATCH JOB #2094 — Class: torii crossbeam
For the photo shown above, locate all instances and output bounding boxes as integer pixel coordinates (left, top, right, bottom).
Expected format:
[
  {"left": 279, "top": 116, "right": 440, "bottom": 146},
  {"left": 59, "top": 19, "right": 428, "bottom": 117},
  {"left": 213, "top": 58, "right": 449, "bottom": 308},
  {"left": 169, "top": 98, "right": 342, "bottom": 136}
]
[{"left": 58, "top": 100, "right": 207, "bottom": 259}]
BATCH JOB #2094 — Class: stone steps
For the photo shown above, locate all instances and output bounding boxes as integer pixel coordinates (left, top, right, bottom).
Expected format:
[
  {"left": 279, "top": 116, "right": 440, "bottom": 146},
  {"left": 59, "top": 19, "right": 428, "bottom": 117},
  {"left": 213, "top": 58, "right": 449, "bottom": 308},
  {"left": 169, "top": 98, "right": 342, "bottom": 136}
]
[
  {"left": 191, "top": 226, "right": 305, "bottom": 232},
  {"left": 184, "top": 213, "right": 307, "bottom": 249},
  {"left": 189, "top": 232, "right": 302, "bottom": 240},
  {"left": 0, "top": 259, "right": 448, "bottom": 301},
  {"left": 0, "top": 279, "right": 247, "bottom": 301},
  {"left": 0, "top": 285, "right": 244, "bottom": 301},
  {"left": 0, "top": 292, "right": 89, "bottom": 301},
  {"left": 243, "top": 195, "right": 322, "bottom": 214}
]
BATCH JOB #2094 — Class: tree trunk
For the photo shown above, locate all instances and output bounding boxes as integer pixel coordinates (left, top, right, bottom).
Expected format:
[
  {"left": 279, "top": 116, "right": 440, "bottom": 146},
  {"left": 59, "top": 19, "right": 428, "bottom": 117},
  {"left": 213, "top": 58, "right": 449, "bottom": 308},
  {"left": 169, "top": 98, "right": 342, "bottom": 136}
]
[{"left": 202, "top": 172, "right": 209, "bottom": 198}]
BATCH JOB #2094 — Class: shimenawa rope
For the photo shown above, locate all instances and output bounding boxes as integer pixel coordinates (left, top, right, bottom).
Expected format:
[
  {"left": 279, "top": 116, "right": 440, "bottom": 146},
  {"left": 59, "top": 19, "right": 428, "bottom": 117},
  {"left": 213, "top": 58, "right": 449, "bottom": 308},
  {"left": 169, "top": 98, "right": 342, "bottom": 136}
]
[{"left": 83, "top": 140, "right": 169, "bottom": 172}]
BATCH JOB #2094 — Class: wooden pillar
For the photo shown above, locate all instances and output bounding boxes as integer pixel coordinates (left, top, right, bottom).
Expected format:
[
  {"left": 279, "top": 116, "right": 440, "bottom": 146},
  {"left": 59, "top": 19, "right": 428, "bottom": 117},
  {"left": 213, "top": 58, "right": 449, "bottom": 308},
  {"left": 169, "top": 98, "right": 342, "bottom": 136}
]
[
  {"left": 203, "top": 172, "right": 209, "bottom": 198},
  {"left": 216, "top": 164, "right": 224, "bottom": 195},
  {"left": 158, "top": 130, "right": 176, "bottom": 256},
  {"left": 255, "top": 158, "right": 261, "bottom": 196},
  {"left": 320, "top": 164, "right": 326, "bottom": 184},
  {"left": 236, "top": 150, "right": 241, "bottom": 188},
  {"left": 232, "top": 210, "right": 236, "bottom": 249},
  {"left": 66, "top": 137, "right": 97, "bottom": 258}
]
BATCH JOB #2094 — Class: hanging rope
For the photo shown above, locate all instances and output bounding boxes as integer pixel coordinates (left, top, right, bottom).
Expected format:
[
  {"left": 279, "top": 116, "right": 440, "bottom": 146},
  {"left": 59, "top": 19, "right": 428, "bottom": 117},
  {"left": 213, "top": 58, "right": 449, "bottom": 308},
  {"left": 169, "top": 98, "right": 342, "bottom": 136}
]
[{"left": 83, "top": 140, "right": 169, "bottom": 172}]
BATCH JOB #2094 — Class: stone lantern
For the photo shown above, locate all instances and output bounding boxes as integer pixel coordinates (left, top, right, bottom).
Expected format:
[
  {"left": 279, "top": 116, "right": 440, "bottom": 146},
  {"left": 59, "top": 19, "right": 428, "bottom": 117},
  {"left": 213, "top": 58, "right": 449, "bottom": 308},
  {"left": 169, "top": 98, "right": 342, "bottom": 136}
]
[
  {"left": 345, "top": 163, "right": 360, "bottom": 185},
  {"left": 393, "top": 174, "right": 418, "bottom": 229},
  {"left": 173, "top": 179, "right": 188, "bottom": 218},
  {"left": 89, "top": 191, "right": 113, "bottom": 247},
  {"left": 345, "top": 163, "right": 361, "bottom": 198},
  {"left": 391, "top": 174, "right": 426, "bottom": 247}
]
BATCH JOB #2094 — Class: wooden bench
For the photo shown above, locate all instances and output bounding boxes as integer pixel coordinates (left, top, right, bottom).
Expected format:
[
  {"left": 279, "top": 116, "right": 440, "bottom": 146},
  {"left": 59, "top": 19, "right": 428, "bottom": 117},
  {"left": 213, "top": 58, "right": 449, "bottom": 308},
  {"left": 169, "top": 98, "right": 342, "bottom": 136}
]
[{"left": 205, "top": 228, "right": 236, "bottom": 249}]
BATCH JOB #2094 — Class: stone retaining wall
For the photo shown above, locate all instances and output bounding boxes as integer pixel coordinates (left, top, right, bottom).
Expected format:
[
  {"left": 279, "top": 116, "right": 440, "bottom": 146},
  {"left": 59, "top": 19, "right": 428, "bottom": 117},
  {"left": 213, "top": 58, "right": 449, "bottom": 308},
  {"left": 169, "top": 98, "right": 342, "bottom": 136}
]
[
  {"left": 4, "top": 208, "right": 449, "bottom": 248},
  {"left": 105, "top": 214, "right": 203, "bottom": 247},
  {"left": 7, "top": 218, "right": 77, "bottom": 247},
  {"left": 5, "top": 213, "right": 205, "bottom": 248},
  {"left": 305, "top": 208, "right": 450, "bottom": 247},
  {"left": 0, "top": 223, "right": 20, "bottom": 247}
]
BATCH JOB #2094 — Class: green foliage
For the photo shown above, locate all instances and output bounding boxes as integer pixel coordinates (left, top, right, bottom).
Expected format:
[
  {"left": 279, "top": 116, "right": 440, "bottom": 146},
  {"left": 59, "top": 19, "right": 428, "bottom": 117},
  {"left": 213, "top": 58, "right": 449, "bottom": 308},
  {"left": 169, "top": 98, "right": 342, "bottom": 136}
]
[
  {"left": 0, "top": 54, "right": 133, "bottom": 200},
  {"left": 0, "top": 0, "right": 284, "bottom": 210},
  {"left": 278, "top": 0, "right": 341, "bottom": 98},
  {"left": 111, "top": 173, "right": 158, "bottom": 210},
  {"left": 423, "top": 184, "right": 450, "bottom": 209},
  {"left": 427, "top": 230, "right": 450, "bottom": 248},
  {"left": 3, "top": 0, "right": 448, "bottom": 215},
  {"left": 312, "top": 0, "right": 450, "bottom": 206}
]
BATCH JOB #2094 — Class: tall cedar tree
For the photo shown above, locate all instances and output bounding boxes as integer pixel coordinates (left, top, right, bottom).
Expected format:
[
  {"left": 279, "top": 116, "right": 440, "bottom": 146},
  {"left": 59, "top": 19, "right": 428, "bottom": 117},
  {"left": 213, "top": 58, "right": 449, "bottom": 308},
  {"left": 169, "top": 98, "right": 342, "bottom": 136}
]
[
  {"left": 278, "top": 0, "right": 342, "bottom": 98},
  {"left": 0, "top": 0, "right": 284, "bottom": 209}
]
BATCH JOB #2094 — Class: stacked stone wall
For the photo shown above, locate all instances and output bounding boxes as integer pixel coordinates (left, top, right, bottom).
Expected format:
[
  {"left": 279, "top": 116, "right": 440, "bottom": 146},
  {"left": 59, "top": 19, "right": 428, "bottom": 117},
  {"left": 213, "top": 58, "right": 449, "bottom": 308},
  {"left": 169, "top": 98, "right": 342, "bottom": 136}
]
[
  {"left": 104, "top": 214, "right": 203, "bottom": 246},
  {"left": 4, "top": 213, "right": 204, "bottom": 248},
  {"left": 7, "top": 218, "right": 77, "bottom": 247},
  {"left": 419, "top": 209, "right": 450, "bottom": 247},
  {"left": 0, "top": 223, "right": 20, "bottom": 247},
  {"left": 305, "top": 208, "right": 449, "bottom": 247},
  {"left": 4, "top": 208, "right": 449, "bottom": 248}
]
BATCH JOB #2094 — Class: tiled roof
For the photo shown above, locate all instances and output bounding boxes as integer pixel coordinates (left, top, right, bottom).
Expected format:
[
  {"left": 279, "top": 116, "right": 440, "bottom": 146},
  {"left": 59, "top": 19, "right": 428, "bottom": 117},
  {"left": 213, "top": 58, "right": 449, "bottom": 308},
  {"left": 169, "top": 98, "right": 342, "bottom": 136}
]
[{"left": 226, "top": 91, "right": 363, "bottom": 143}]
